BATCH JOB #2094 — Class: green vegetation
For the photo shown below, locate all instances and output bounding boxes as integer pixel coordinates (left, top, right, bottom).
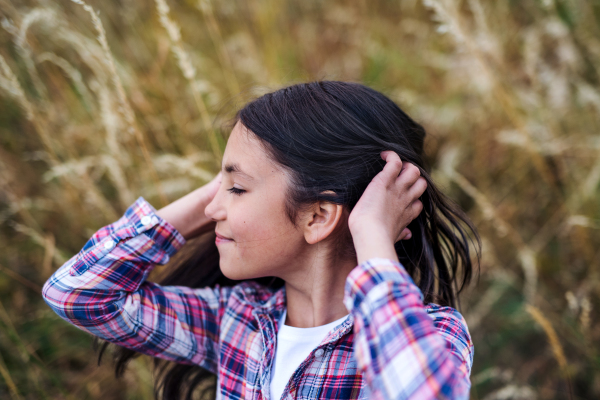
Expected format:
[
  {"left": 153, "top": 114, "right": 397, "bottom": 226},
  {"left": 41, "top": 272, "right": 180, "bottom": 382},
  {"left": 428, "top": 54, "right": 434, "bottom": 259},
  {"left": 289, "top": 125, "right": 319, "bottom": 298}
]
[{"left": 1, "top": 0, "right": 599, "bottom": 398}]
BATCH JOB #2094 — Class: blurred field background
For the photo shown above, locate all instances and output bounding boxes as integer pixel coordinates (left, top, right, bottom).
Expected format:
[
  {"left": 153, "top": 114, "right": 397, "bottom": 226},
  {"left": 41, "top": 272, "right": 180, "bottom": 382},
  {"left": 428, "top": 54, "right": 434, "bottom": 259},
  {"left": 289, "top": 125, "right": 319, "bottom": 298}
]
[{"left": 0, "top": 0, "right": 599, "bottom": 399}]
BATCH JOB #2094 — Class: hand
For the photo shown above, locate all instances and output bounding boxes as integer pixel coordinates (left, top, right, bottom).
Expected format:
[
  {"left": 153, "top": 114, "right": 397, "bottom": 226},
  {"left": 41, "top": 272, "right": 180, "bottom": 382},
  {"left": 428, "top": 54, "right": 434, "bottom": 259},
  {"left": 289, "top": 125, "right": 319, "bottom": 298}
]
[
  {"left": 156, "top": 173, "right": 222, "bottom": 240},
  {"left": 348, "top": 151, "right": 427, "bottom": 264},
  {"left": 203, "top": 172, "right": 222, "bottom": 203}
]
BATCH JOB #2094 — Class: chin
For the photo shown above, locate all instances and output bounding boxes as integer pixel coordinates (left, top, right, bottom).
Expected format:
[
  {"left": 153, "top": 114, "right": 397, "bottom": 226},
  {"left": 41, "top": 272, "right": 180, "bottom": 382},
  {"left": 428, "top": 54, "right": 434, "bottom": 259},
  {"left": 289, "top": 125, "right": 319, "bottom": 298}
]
[{"left": 219, "top": 258, "right": 247, "bottom": 281}]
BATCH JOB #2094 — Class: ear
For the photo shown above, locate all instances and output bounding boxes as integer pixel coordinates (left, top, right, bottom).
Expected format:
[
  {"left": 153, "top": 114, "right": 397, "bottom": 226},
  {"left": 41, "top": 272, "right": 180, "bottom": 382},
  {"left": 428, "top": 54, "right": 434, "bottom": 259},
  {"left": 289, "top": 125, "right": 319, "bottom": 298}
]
[{"left": 302, "top": 197, "right": 346, "bottom": 245}]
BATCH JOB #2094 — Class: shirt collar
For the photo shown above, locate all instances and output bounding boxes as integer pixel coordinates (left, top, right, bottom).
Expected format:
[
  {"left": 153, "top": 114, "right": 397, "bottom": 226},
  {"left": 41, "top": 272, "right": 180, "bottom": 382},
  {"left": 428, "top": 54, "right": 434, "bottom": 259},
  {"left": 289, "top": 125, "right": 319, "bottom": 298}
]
[{"left": 241, "top": 281, "right": 355, "bottom": 344}]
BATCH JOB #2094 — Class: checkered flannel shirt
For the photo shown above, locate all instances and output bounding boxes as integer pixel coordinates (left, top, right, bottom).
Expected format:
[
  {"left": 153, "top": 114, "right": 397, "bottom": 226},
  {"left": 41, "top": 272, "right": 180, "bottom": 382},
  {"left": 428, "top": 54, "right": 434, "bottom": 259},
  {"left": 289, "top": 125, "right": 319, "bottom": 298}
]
[{"left": 43, "top": 197, "right": 474, "bottom": 399}]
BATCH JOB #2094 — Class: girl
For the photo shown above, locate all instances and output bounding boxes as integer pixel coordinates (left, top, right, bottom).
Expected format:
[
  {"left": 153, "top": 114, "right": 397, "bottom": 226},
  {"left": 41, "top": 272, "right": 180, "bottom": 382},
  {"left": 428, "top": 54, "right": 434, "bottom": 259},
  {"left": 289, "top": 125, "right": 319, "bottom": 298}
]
[{"left": 43, "top": 81, "right": 478, "bottom": 400}]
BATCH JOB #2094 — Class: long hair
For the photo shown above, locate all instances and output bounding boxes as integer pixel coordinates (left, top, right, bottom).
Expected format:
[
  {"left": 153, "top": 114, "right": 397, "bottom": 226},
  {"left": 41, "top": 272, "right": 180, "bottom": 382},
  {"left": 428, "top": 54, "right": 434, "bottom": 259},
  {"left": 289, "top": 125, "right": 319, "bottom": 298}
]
[{"left": 96, "top": 81, "right": 480, "bottom": 399}]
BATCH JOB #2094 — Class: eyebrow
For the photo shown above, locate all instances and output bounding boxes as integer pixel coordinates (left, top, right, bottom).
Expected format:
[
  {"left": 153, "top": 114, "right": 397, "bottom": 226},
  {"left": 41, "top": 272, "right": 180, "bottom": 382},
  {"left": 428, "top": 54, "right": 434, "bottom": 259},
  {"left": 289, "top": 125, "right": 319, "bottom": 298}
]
[{"left": 223, "top": 163, "right": 254, "bottom": 180}]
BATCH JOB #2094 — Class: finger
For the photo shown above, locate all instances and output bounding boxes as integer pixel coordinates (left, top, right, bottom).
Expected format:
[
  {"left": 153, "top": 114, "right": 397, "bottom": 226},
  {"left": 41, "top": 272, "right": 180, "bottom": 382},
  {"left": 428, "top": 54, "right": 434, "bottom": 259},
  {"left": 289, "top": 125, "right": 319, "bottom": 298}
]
[
  {"left": 379, "top": 151, "right": 403, "bottom": 183},
  {"left": 409, "top": 199, "right": 424, "bottom": 219},
  {"left": 211, "top": 172, "right": 222, "bottom": 184},
  {"left": 212, "top": 172, "right": 223, "bottom": 188},
  {"left": 205, "top": 173, "right": 222, "bottom": 199},
  {"left": 406, "top": 177, "right": 427, "bottom": 202},
  {"left": 397, "top": 162, "right": 421, "bottom": 188},
  {"left": 396, "top": 227, "right": 412, "bottom": 242}
]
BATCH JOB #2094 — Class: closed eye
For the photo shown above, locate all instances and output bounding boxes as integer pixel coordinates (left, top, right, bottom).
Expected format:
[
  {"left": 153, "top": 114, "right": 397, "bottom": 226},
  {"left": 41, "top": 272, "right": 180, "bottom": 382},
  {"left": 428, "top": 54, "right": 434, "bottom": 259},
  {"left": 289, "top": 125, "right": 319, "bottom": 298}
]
[{"left": 227, "top": 187, "right": 246, "bottom": 195}]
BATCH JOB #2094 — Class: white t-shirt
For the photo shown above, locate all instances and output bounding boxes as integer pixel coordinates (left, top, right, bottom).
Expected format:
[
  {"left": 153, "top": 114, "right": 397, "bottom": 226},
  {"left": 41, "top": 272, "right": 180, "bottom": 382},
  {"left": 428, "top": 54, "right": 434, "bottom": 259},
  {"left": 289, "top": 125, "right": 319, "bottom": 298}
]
[{"left": 269, "top": 309, "right": 349, "bottom": 400}]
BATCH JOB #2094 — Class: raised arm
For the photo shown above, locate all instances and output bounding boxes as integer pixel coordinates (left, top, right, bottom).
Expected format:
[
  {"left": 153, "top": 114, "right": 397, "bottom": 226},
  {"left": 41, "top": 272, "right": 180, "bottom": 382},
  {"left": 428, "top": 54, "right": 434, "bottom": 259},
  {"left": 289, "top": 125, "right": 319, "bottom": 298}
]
[
  {"left": 343, "top": 258, "right": 473, "bottom": 400},
  {"left": 42, "top": 175, "right": 227, "bottom": 371},
  {"left": 346, "top": 151, "right": 473, "bottom": 399}
]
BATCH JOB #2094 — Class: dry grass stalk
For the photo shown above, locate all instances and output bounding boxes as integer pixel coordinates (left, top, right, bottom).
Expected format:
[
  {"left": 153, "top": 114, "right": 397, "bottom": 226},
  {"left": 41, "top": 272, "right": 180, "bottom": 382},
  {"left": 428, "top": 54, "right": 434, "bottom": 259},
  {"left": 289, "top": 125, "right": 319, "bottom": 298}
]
[
  {"left": 525, "top": 304, "right": 576, "bottom": 398},
  {"left": 422, "top": 0, "right": 561, "bottom": 191},
  {"left": 0, "top": 300, "right": 57, "bottom": 400},
  {"left": 15, "top": 8, "right": 50, "bottom": 101},
  {"left": 0, "top": 299, "right": 49, "bottom": 392},
  {"left": 0, "top": 161, "right": 45, "bottom": 238},
  {"left": 155, "top": 0, "right": 222, "bottom": 163},
  {"left": 482, "top": 384, "right": 536, "bottom": 400},
  {"left": 36, "top": 52, "right": 94, "bottom": 109},
  {"left": 153, "top": 153, "right": 214, "bottom": 181},
  {"left": 465, "top": 280, "right": 507, "bottom": 330},
  {"left": 54, "top": 25, "right": 110, "bottom": 86},
  {"left": 582, "top": 158, "right": 600, "bottom": 202},
  {"left": 0, "top": 264, "right": 42, "bottom": 293},
  {"left": 517, "top": 248, "right": 537, "bottom": 305},
  {"left": 41, "top": 233, "right": 56, "bottom": 276},
  {"left": 10, "top": 222, "right": 66, "bottom": 265},
  {"left": 439, "top": 146, "right": 539, "bottom": 302},
  {"left": 68, "top": 0, "right": 134, "bottom": 137},
  {"left": 0, "top": 53, "right": 69, "bottom": 187},
  {"left": 0, "top": 351, "right": 23, "bottom": 400},
  {"left": 1, "top": 46, "right": 101, "bottom": 217},
  {"left": 525, "top": 305, "right": 571, "bottom": 383},
  {"left": 196, "top": 0, "right": 240, "bottom": 96},
  {"left": 97, "top": 86, "right": 135, "bottom": 208},
  {"left": 0, "top": 53, "right": 34, "bottom": 120},
  {"left": 70, "top": 0, "right": 168, "bottom": 205},
  {"left": 453, "top": 167, "right": 538, "bottom": 302},
  {"left": 579, "top": 297, "right": 591, "bottom": 334}
]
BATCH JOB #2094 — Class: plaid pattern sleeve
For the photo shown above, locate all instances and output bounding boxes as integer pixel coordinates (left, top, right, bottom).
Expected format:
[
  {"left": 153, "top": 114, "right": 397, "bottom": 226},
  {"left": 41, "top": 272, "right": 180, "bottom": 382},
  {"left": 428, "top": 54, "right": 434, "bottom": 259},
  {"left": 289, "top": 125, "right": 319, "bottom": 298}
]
[
  {"left": 343, "top": 258, "right": 473, "bottom": 400},
  {"left": 42, "top": 197, "right": 230, "bottom": 373}
]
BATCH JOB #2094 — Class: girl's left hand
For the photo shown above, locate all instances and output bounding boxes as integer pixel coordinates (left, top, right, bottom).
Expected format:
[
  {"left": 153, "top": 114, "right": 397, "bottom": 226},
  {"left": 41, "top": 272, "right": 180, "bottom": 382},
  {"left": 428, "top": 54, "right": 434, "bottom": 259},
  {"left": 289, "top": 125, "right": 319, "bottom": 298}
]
[{"left": 348, "top": 151, "right": 427, "bottom": 264}]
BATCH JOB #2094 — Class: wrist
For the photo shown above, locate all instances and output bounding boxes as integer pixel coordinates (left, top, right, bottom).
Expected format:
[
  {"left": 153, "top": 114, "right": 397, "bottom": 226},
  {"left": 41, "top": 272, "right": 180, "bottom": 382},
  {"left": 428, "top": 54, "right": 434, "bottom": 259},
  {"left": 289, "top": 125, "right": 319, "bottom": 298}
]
[
  {"left": 352, "top": 228, "right": 398, "bottom": 265},
  {"left": 156, "top": 186, "right": 215, "bottom": 240}
]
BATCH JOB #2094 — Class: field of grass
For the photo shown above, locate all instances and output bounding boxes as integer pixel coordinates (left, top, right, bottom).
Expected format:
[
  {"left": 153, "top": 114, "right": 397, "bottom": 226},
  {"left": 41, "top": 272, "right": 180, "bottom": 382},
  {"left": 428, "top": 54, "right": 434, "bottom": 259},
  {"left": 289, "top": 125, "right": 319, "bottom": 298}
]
[{"left": 1, "top": 0, "right": 599, "bottom": 399}]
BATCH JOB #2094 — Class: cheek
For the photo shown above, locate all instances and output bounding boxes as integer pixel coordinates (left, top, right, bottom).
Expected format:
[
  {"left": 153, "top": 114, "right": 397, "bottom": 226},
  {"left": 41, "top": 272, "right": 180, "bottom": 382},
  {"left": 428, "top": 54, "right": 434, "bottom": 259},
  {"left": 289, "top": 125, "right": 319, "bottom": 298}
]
[
  {"left": 229, "top": 197, "right": 299, "bottom": 258},
  {"left": 219, "top": 205, "right": 299, "bottom": 280},
  {"left": 231, "top": 208, "right": 286, "bottom": 251}
]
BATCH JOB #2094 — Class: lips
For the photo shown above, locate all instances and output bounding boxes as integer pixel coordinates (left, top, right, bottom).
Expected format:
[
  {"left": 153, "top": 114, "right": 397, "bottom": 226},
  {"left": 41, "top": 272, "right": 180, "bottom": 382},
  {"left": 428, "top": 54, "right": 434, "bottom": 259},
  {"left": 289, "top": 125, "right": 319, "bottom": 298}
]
[{"left": 215, "top": 232, "right": 233, "bottom": 241}]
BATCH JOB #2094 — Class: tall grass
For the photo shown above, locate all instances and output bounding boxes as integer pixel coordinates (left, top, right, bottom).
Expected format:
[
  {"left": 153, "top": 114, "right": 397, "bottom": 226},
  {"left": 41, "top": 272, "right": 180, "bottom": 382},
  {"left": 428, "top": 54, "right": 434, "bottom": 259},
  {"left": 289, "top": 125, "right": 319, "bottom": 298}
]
[{"left": 0, "top": 0, "right": 599, "bottom": 399}]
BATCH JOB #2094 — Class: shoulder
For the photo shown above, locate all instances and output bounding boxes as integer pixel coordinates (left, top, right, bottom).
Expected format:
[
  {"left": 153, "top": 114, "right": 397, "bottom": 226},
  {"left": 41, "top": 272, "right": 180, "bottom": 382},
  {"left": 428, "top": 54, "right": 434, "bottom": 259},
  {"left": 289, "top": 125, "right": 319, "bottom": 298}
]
[{"left": 425, "top": 303, "right": 474, "bottom": 373}]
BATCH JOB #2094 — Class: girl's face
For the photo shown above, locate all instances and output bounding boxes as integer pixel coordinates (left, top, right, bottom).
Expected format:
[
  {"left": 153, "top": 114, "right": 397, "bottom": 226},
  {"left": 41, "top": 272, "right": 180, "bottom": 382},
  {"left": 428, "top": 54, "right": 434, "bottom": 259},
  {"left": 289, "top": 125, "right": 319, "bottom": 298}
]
[{"left": 204, "top": 121, "right": 308, "bottom": 280}]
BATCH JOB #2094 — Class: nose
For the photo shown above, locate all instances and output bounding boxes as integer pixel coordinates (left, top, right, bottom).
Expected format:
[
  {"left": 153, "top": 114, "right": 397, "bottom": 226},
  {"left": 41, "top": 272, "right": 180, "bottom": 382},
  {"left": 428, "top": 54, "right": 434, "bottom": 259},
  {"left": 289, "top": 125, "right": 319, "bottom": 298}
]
[{"left": 204, "top": 187, "right": 226, "bottom": 222}]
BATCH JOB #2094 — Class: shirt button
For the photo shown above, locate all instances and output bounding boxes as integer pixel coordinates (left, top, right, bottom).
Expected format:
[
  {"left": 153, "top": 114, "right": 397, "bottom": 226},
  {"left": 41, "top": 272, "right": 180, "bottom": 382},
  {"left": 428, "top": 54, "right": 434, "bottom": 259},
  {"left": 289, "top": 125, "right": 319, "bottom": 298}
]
[
  {"left": 141, "top": 216, "right": 152, "bottom": 226},
  {"left": 314, "top": 349, "right": 324, "bottom": 358},
  {"left": 103, "top": 240, "right": 115, "bottom": 250}
]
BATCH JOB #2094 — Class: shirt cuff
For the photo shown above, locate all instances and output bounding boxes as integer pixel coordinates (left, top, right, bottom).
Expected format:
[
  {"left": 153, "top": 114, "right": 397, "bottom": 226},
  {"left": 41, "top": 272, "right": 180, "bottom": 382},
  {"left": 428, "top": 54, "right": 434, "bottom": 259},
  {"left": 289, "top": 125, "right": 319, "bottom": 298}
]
[
  {"left": 126, "top": 196, "right": 187, "bottom": 255},
  {"left": 70, "top": 197, "right": 186, "bottom": 276},
  {"left": 343, "top": 258, "right": 424, "bottom": 311}
]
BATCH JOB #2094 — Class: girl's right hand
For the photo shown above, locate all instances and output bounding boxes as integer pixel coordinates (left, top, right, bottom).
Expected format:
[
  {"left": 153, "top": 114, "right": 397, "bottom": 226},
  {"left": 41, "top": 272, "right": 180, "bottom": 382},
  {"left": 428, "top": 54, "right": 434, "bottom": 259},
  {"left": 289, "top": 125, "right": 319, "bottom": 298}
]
[{"left": 156, "top": 173, "right": 222, "bottom": 240}]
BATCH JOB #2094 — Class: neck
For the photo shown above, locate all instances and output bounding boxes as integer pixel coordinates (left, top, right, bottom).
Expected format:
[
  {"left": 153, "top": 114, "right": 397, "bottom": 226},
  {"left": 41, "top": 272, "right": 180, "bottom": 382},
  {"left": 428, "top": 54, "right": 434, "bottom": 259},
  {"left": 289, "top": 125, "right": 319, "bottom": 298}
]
[{"left": 280, "top": 247, "right": 357, "bottom": 328}]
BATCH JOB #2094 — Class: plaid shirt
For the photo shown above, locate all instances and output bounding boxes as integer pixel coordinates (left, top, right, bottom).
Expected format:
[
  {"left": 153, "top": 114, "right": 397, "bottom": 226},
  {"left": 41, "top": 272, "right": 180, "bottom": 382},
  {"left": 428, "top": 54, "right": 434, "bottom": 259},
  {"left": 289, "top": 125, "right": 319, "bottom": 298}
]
[{"left": 42, "top": 197, "right": 473, "bottom": 400}]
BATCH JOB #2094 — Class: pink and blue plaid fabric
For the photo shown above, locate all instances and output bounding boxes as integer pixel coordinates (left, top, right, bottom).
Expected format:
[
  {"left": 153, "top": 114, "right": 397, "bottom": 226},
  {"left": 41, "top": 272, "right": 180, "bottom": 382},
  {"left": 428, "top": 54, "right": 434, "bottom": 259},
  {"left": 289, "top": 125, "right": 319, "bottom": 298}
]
[{"left": 43, "top": 197, "right": 473, "bottom": 400}]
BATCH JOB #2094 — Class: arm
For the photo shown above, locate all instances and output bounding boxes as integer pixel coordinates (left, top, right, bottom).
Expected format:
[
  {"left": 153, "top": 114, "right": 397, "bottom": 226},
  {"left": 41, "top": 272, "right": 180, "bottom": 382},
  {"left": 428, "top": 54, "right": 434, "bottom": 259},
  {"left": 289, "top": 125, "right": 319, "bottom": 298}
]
[
  {"left": 42, "top": 176, "right": 226, "bottom": 371},
  {"left": 343, "top": 258, "right": 473, "bottom": 400},
  {"left": 347, "top": 152, "right": 472, "bottom": 399}
]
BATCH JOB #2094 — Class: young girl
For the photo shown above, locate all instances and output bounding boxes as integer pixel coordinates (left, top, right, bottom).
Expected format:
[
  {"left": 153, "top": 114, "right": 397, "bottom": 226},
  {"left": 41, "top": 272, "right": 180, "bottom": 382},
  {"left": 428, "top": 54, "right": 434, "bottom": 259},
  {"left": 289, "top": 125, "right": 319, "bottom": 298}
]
[{"left": 43, "top": 81, "right": 478, "bottom": 400}]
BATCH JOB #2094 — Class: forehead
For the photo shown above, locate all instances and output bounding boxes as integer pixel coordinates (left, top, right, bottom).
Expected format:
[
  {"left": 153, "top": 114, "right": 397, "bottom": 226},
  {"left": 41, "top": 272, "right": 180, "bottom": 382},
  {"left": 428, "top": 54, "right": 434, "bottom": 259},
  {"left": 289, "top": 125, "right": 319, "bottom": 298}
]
[{"left": 223, "top": 121, "right": 282, "bottom": 178}]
